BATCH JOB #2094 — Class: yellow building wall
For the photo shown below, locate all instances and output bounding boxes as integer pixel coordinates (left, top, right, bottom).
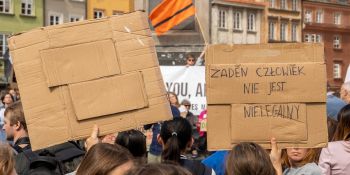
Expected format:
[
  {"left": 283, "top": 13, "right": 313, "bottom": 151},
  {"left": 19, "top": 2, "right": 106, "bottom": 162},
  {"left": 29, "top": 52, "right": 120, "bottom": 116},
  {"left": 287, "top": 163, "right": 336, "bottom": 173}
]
[{"left": 87, "top": 0, "right": 134, "bottom": 19}]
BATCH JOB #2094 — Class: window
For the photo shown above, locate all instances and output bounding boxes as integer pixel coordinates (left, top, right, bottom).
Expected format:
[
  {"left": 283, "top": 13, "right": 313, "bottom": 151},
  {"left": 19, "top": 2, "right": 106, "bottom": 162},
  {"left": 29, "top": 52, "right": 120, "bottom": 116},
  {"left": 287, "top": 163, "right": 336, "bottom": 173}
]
[
  {"left": 292, "top": 0, "right": 298, "bottom": 11},
  {"left": 291, "top": 23, "right": 297, "bottom": 42},
  {"left": 334, "top": 13, "right": 341, "bottom": 25},
  {"left": 333, "top": 63, "right": 341, "bottom": 79},
  {"left": 21, "top": 0, "right": 33, "bottom": 15},
  {"left": 305, "top": 10, "right": 312, "bottom": 23},
  {"left": 270, "top": 0, "right": 275, "bottom": 8},
  {"left": 233, "top": 11, "right": 242, "bottom": 30},
  {"left": 280, "top": 0, "right": 287, "bottom": 10},
  {"left": 69, "top": 15, "right": 82, "bottom": 22},
  {"left": 316, "top": 34, "right": 322, "bottom": 43},
  {"left": 218, "top": 9, "right": 226, "bottom": 28},
  {"left": 280, "top": 22, "right": 287, "bottom": 41},
  {"left": 334, "top": 35, "right": 341, "bottom": 49},
  {"left": 269, "top": 21, "right": 275, "bottom": 40},
  {"left": 0, "top": 0, "right": 11, "bottom": 13},
  {"left": 49, "top": 13, "right": 62, "bottom": 25},
  {"left": 0, "top": 34, "right": 8, "bottom": 58},
  {"left": 247, "top": 13, "right": 256, "bottom": 31},
  {"left": 94, "top": 9, "right": 104, "bottom": 19},
  {"left": 316, "top": 10, "right": 323, "bottom": 23},
  {"left": 304, "top": 34, "right": 310, "bottom": 42}
]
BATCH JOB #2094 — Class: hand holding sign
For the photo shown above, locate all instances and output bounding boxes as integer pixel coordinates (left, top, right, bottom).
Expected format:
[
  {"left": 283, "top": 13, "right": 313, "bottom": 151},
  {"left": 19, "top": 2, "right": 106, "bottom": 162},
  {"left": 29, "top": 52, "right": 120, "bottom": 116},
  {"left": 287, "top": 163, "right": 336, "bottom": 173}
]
[
  {"left": 270, "top": 138, "right": 282, "bottom": 175},
  {"left": 85, "top": 124, "right": 100, "bottom": 151}
]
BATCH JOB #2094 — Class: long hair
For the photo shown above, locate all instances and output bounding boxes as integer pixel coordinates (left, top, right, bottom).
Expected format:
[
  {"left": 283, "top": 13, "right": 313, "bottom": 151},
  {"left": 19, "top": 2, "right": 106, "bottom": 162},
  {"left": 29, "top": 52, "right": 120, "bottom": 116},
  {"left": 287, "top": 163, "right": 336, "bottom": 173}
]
[
  {"left": 160, "top": 117, "right": 192, "bottom": 163},
  {"left": 0, "top": 143, "right": 15, "bottom": 175},
  {"left": 282, "top": 148, "right": 320, "bottom": 168},
  {"left": 167, "top": 92, "right": 180, "bottom": 108},
  {"left": 333, "top": 104, "right": 350, "bottom": 141},
  {"left": 225, "top": 142, "right": 276, "bottom": 175},
  {"left": 76, "top": 143, "right": 133, "bottom": 175}
]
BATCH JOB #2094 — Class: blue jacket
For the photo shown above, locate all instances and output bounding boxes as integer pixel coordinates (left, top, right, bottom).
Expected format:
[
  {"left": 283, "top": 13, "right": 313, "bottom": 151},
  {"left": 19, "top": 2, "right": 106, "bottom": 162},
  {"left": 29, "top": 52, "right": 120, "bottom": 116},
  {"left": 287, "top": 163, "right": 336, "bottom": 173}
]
[{"left": 146, "top": 105, "right": 180, "bottom": 156}]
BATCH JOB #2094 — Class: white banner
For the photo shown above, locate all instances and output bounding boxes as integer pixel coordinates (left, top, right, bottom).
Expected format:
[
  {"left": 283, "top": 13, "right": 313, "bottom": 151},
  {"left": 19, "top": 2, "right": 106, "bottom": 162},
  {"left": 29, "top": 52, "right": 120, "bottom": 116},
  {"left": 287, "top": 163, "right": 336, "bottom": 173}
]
[{"left": 160, "top": 66, "right": 206, "bottom": 115}]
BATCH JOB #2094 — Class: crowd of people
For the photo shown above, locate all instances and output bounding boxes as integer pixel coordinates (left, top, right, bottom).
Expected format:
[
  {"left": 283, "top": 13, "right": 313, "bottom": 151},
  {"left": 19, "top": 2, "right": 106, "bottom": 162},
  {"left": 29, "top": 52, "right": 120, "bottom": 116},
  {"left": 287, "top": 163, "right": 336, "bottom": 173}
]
[{"left": 0, "top": 79, "right": 350, "bottom": 175}]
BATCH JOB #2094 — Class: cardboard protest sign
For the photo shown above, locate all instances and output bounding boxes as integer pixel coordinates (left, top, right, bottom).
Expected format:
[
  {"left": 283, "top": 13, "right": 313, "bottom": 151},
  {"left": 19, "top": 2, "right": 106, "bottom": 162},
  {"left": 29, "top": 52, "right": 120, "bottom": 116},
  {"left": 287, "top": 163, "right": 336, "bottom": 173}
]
[
  {"left": 8, "top": 11, "right": 172, "bottom": 150},
  {"left": 206, "top": 43, "right": 328, "bottom": 150}
]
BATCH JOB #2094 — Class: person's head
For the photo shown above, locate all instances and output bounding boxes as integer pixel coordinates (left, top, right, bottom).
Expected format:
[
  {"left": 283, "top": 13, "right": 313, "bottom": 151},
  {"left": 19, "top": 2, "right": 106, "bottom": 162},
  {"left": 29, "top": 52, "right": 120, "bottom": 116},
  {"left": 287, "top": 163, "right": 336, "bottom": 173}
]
[
  {"left": 181, "top": 99, "right": 191, "bottom": 112},
  {"left": 76, "top": 143, "right": 134, "bottom": 175},
  {"left": 333, "top": 104, "right": 350, "bottom": 141},
  {"left": 8, "top": 89, "right": 17, "bottom": 101},
  {"left": 126, "top": 163, "right": 191, "bottom": 175},
  {"left": 158, "top": 117, "right": 193, "bottom": 163},
  {"left": 284, "top": 148, "right": 319, "bottom": 168},
  {"left": 167, "top": 92, "right": 180, "bottom": 107},
  {"left": 225, "top": 142, "right": 276, "bottom": 175},
  {"left": 2, "top": 102, "right": 27, "bottom": 141},
  {"left": 185, "top": 54, "right": 196, "bottom": 66},
  {"left": 115, "top": 129, "right": 147, "bottom": 158},
  {"left": 341, "top": 82, "right": 350, "bottom": 103},
  {"left": 1, "top": 93, "right": 14, "bottom": 106},
  {"left": 0, "top": 143, "right": 16, "bottom": 175}
]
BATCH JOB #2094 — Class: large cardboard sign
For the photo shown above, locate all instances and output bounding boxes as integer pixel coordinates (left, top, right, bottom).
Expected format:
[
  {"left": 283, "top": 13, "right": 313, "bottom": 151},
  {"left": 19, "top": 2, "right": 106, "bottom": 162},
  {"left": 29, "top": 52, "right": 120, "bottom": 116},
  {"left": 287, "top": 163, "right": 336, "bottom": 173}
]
[
  {"left": 8, "top": 12, "right": 172, "bottom": 150},
  {"left": 206, "top": 43, "right": 328, "bottom": 150},
  {"left": 160, "top": 66, "right": 206, "bottom": 115}
]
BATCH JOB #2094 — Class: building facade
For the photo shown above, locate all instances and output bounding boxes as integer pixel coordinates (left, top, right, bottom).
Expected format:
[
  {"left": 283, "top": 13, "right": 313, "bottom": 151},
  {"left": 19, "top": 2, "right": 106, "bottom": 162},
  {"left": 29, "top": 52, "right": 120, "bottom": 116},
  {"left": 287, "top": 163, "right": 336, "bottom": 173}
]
[
  {"left": 87, "top": 0, "right": 134, "bottom": 19},
  {"left": 0, "top": 0, "right": 44, "bottom": 85},
  {"left": 45, "top": 0, "right": 86, "bottom": 26},
  {"left": 211, "top": 0, "right": 266, "bottom": 44},
  {"left": 303, "top": 0, "right": 350, "bottom": 90},
  {"left": 265, "top": 0, "right": 302, "bottom": 43}
]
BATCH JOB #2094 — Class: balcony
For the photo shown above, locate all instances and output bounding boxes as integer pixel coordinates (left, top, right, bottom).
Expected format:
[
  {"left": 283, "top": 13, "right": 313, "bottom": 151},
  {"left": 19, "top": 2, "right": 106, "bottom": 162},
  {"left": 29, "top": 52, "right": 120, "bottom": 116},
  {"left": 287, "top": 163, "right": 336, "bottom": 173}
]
[{"left": 304, "top": 22, "right": 350, "bottom": 33}]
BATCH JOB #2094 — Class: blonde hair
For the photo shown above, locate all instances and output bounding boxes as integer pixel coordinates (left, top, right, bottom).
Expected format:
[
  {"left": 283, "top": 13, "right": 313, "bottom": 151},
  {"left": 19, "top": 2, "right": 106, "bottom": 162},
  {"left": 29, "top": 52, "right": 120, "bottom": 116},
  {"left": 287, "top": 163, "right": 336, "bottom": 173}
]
[{"left": 0, "top": 143, "right": 15, "bottom": 175}]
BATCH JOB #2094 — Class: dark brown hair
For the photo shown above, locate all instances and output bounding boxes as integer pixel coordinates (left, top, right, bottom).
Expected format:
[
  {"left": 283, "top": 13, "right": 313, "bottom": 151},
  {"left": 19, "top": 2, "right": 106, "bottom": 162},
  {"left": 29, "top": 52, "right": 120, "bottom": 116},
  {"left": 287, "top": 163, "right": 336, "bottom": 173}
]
[
  {"left": 333, "top": 104, "right": 350, "bottom": 141},
  {"left": 115, "top": 129, "right": 147, "bottom": 158},
  {"left": 0, "top": 143, "right": 15, "bottom": 175},
  {"left": 126, "top": 163, "right": 191, "bottom": 175},
  {"left": 4, "top": 101, "right": 27, "bottom": 132},
  {"left": 160, "top": 117, "right": 192, "bottom": 163},
  {"left": 76, "top": 143, "right": 133, "bottom": 175},
  {"left": 225, "top": 142, "right": 276, "bottom": 175}
]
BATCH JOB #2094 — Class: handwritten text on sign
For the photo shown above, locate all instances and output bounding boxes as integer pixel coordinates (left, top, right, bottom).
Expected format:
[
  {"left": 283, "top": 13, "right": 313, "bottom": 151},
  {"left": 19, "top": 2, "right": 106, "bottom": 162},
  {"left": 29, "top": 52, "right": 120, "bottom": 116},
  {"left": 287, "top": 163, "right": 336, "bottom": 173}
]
[
  {"left": 230, "top": 103, "right": 308, "bottom": 142},
  {"left": 207, "top": 63, "right": 326, "bottom": 104}
]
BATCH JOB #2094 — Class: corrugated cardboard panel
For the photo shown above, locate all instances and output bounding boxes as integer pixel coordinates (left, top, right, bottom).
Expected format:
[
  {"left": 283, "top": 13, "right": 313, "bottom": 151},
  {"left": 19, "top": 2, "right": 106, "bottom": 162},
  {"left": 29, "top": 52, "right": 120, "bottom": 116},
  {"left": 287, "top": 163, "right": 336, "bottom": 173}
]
[
  {"left": 207, "top": 63, "right": 326, "bottom": 104},
  {"left": 207, "top": 105, "right": 232, "bottom": 150},
  {"left": 41, "top": 39, "right": 120, "bottom": 87},
  {"left": 207, "top": 104, "right": 326, "bottom": 150},
  {"left": 230, "top": 103, "right": 307, "bottom": 142},
  {"left": 206, "top": 43, "right": 327, "bottom": 150},
  {"left": 8, "top": 11, "right": 172, "bottom": 150},
  {"left": 116, "top": 37, "right": 158, "bottom": 73},
  {"left": 110, "top": 11, "right": 149, "bottom": 35},
  {"left": 69, "top": 72, "right": 148, "bottom": 121},
  {"left": 7, "top": 29, "right": 49, "bottom": 50},
  {"left": 206, "top": 43, "right": 324, "bottom": 65},
  {"left": 47, "top": 19, "right": 112, "bottom": 48}
]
